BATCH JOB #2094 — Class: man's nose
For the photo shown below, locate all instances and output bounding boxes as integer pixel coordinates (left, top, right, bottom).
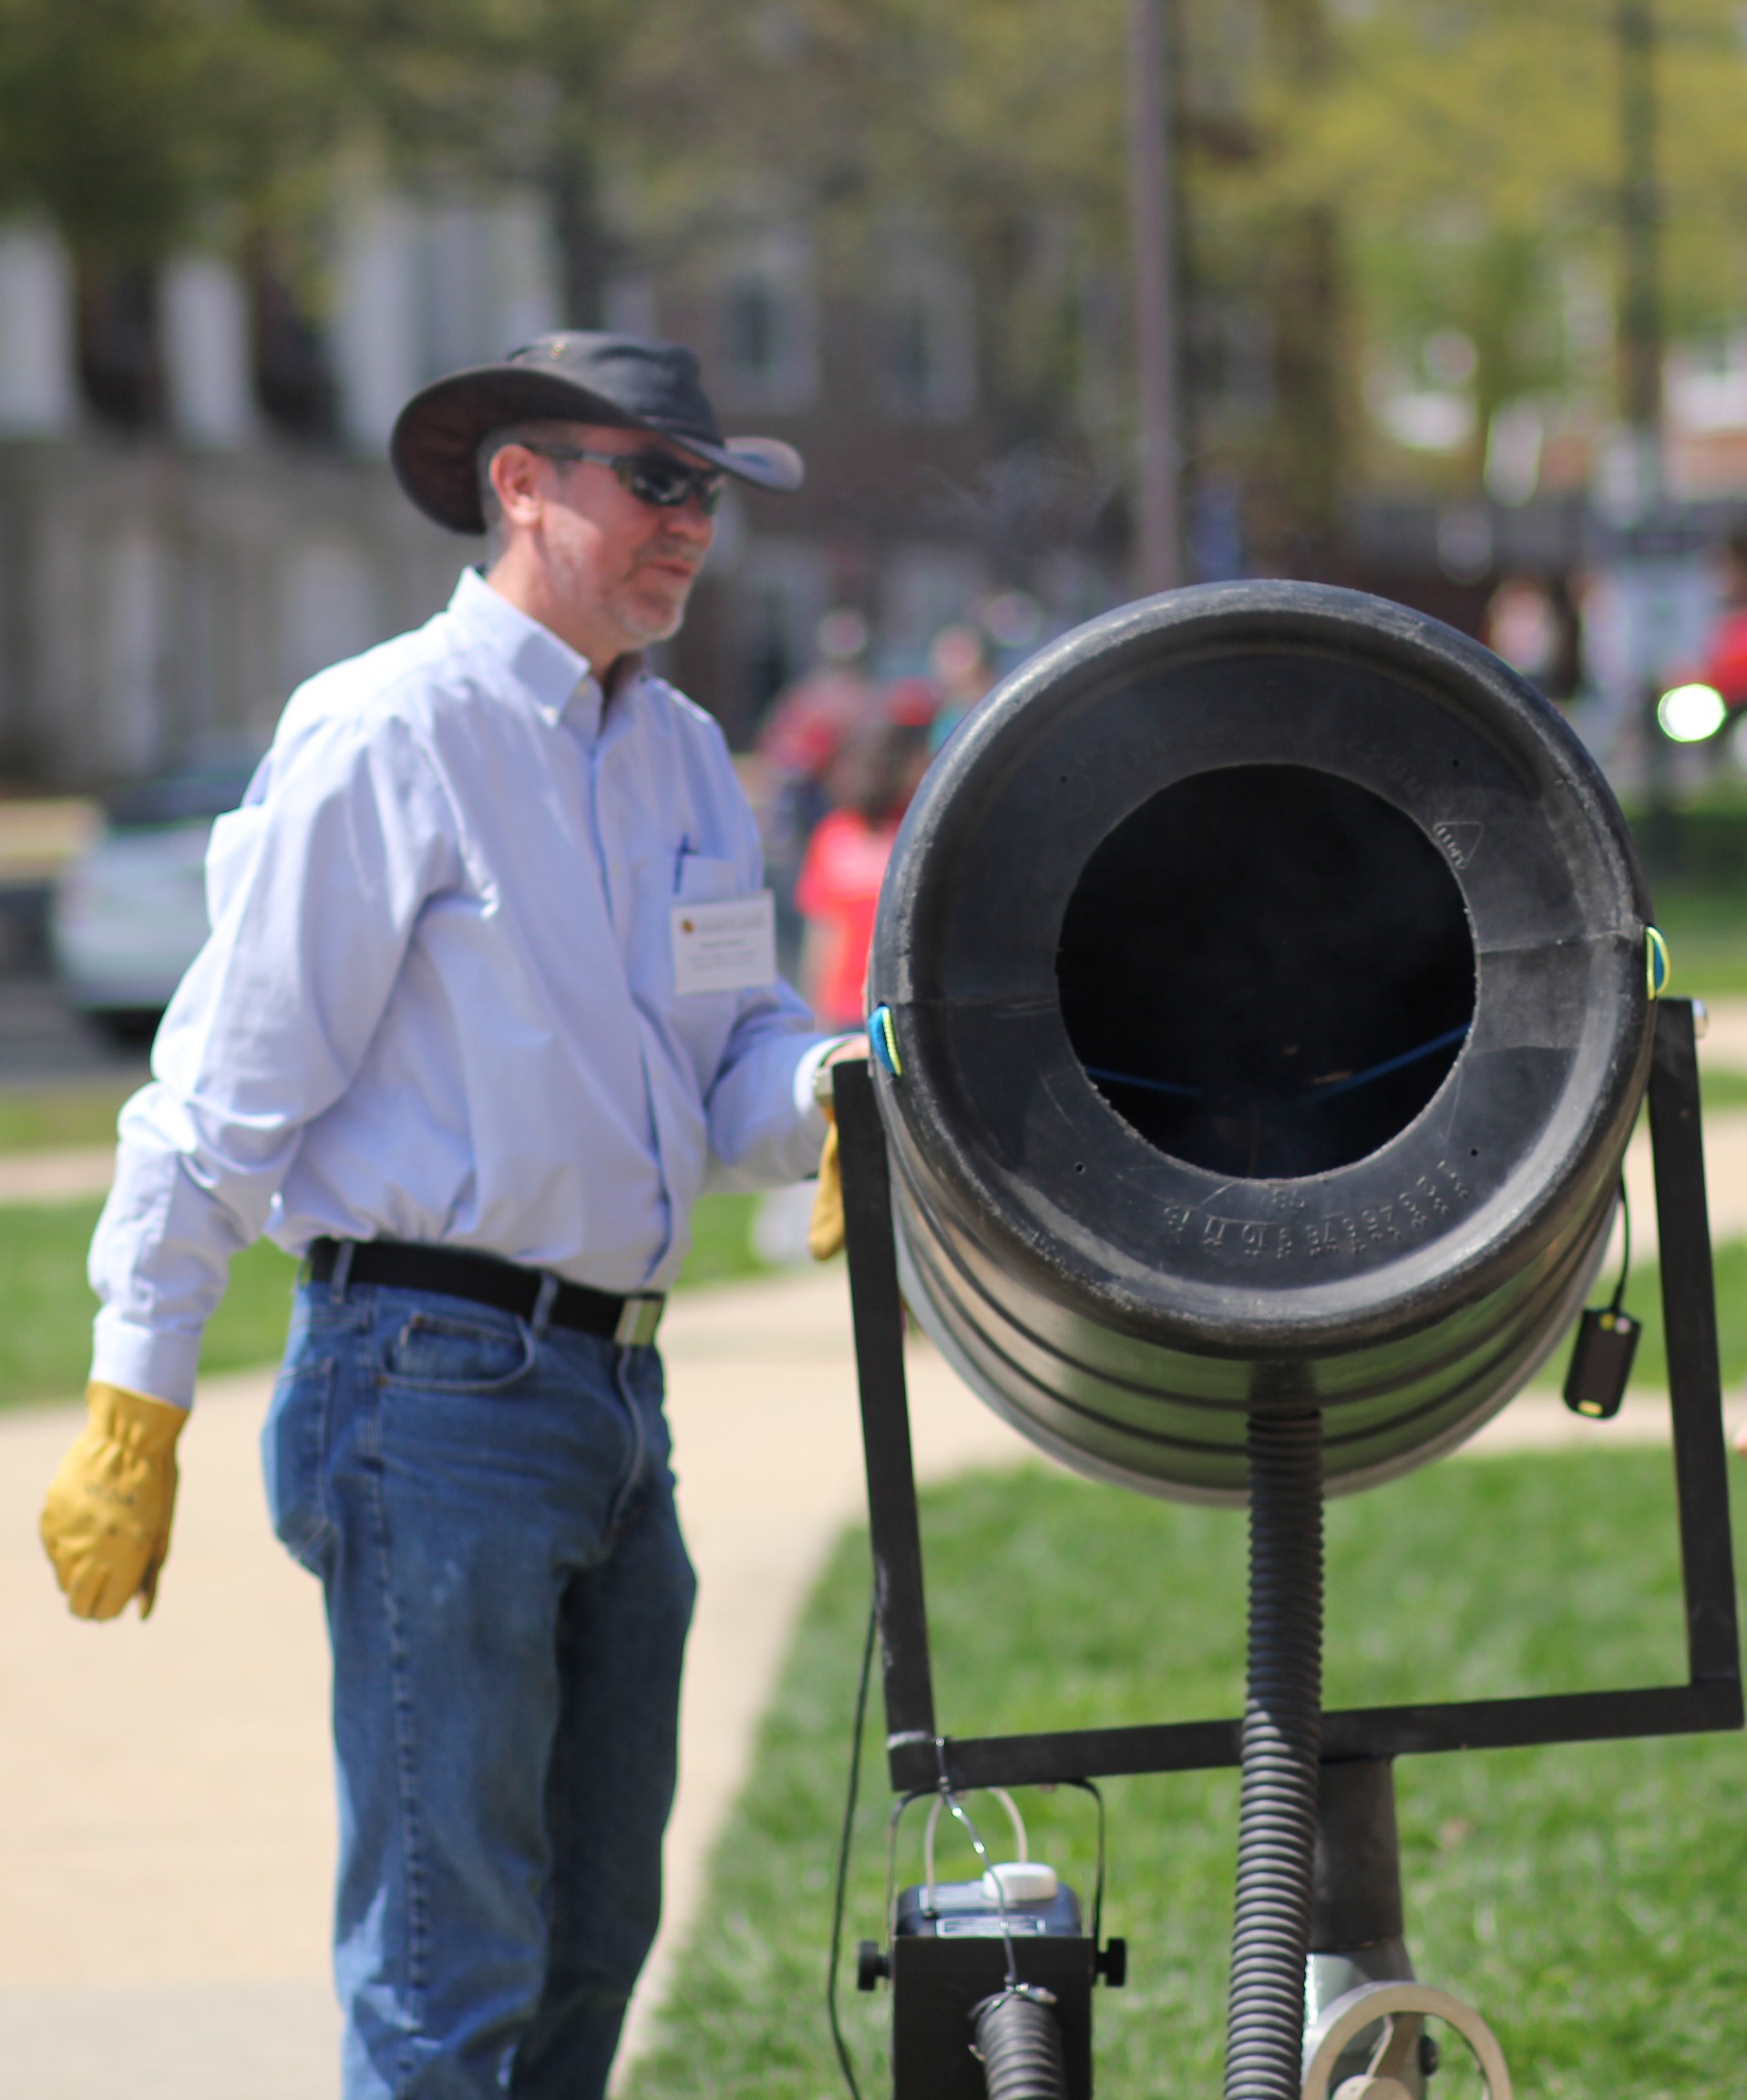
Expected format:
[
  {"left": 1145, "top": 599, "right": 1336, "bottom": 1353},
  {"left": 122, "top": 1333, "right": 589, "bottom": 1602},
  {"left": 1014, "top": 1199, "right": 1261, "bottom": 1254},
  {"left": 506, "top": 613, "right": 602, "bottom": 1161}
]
[{"left": 669, "top": 496, "right": 714, "bottom": 540}]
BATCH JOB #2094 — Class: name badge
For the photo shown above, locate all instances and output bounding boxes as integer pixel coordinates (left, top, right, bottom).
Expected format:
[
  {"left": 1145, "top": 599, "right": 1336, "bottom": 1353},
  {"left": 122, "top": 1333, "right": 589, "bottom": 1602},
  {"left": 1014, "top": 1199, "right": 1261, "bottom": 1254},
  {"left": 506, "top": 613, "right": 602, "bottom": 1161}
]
[{"left": 671, "top": 890, "right": 777, "bottom": 994}]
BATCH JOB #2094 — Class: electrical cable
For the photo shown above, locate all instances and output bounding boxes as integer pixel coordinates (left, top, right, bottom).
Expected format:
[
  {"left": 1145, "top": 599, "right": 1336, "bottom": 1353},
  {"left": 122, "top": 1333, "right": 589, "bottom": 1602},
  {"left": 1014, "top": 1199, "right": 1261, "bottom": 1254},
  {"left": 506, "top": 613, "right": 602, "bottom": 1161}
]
[
  {"left": 1086, "top": 1022, "right": 1473, "bottom": 1109},
  {"left": 1060, "top": 1777, "right": 1107, "bottom": 1951},
  {"left": 1084, "top": 1064, "right": 1202, "bottom": 1099},
  {"left": 1303, "top": 1024, "right": 1472, "bottom": 1100},
  {"left": 930, "top": 1766, "right": 1020, "bottom": 1988},
  {"left": 827, "top": 1596, "right": 879, "bottom": 2100},
  {"left": 945, "top": 1776, "right": 1070, "bottom": 2100},
  {"left": 1608, "top": 1172, "right": 1632, "bottom": 1315}
]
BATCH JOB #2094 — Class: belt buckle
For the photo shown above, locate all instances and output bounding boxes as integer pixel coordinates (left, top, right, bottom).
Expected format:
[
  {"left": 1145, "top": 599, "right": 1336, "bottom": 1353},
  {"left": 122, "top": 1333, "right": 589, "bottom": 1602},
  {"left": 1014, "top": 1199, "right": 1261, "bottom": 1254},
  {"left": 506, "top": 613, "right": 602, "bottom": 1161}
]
[{"left": 614, "top": 1294, "right": 664, "bottom": 1348}]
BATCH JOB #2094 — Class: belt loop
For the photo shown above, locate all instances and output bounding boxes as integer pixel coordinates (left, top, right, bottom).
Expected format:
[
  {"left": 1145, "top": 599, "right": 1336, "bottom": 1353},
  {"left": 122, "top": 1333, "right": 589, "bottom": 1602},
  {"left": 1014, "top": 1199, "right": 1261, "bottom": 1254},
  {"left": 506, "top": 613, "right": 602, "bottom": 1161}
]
[
  {"left": 531, "top": 1271, "right": 560, "bottom": 1336},
  {"left": 329, "top": 1240, "right": 355, "bottom": 1304}
]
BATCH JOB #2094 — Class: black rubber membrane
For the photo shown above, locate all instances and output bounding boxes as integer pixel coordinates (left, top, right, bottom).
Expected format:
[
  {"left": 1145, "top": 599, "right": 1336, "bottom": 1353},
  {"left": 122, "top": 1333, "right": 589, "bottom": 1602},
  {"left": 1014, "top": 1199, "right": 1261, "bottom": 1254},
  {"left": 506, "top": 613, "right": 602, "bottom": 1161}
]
[{"left": 1057, "top": 764, "right": 1477, "bottom": 1179}]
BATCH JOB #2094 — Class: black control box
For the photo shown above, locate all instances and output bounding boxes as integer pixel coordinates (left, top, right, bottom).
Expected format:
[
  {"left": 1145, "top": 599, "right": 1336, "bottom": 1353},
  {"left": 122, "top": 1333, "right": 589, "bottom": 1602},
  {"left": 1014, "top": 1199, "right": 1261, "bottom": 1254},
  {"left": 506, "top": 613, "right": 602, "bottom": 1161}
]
[{"left": 888, "top": 1877, "right": 1095, "bottom": 2100}]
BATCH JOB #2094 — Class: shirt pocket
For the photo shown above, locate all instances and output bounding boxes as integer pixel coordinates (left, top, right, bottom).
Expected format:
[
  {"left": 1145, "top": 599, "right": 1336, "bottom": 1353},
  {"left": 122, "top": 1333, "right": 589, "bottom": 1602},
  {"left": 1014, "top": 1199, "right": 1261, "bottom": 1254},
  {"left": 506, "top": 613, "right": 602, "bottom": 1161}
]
[{"left": 674, "top": 850, "right": 743, "bottom": 902}]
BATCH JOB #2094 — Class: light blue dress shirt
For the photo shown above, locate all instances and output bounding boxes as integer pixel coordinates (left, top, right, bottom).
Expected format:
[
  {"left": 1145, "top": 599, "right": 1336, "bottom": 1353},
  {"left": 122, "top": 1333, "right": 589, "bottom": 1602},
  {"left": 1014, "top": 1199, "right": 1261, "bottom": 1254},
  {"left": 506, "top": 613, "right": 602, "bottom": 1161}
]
[{"left": 89, "top": 569, "right": 834, "bottom": 1407}]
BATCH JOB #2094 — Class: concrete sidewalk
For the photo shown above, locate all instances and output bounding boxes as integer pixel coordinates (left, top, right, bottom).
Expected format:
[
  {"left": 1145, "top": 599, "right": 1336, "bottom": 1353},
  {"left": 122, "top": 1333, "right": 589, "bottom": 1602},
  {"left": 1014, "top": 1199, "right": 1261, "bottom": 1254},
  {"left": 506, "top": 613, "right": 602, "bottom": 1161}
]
[
  {"left": 0, "top": 1145, "right": 115, "bottom": 1203},
  {"left": 0, "top": 1265, "right": 1737, "bottom": 2098},
  {"left": 0, "top": 1266, "right": 1025, "bottom": 2097}
]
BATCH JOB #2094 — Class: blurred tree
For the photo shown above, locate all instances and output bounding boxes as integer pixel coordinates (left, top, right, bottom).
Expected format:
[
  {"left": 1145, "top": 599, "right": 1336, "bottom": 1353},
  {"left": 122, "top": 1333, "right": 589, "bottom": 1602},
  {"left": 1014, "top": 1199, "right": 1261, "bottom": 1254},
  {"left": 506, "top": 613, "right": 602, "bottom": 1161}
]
[
  {"left": 608, "top": 0, "right": 1353, "bottom": 565},
  {"left": 24, "top": 0, "right": 1735, "bottom": 530},
  {"left": 0, "top": 0, "right": 255, "bottom": 258},
  {"left": 1290, "top": 0, "right": 1747, "bottom": 480},
  {"left": 267, "top": 0, "right": 645, "bottom": 322},
  {"left": 0, "top": 0, "right": 639, "bottom": 316},
  {"left": 0, "top": 0, "right": 1360, "bottom": 551}
]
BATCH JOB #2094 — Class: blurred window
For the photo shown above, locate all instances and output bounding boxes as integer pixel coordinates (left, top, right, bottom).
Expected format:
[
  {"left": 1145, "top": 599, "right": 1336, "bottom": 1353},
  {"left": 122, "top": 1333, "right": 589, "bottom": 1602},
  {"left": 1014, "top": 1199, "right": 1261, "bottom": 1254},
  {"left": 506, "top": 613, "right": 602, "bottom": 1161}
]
[
  {"left": 1189, "top": 296, "right": 1274, "bottom": 426},
  {"left": 736, "top": 540, "right": 831, "bottom": 743},
  {"left": 251, "top": 260, "right": 337, "bottom": 441},
  {"left": 881, "top": 259, "right": 975, "bottom": 423},
  {"left": 728, "top": 277, "right": 779, "bottom": 378},
  {"left": 76, "top": 262, "right": 162, "bottom": 428},
  {"left": 416, "top": 195, "right": 560, "bottom": 384},
  {"left": 714, "top": 234, "right": 817, "bottom": 410}
]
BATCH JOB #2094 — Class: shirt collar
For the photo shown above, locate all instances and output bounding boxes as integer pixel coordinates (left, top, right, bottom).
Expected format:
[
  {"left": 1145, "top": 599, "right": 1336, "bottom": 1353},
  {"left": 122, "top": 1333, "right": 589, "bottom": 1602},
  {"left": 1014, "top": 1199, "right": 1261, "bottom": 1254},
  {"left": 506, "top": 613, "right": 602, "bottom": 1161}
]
[{"left": 448, "top": 568, "right": 634, "bottom": 731}]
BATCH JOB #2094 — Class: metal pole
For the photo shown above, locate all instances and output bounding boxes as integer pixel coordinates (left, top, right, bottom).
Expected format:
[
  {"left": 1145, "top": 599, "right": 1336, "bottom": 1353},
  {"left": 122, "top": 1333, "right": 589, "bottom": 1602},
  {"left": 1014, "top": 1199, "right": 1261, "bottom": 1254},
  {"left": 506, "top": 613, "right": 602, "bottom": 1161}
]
[
  {"left": 834, "top": 1061, "right": 940, "bottom": 1776},
  {"left": 1126, "top": 0, "right": 1183, "bottom": 593},
  {"left": 1648, "top": 1000, "right": 1741, "bottom": 1692},
  {"left": 1618, "top": 0, "right": 1674, "bottom": 855},
  {"left": 1617, "top": 0, "right": 1662, "bottom": 487}
]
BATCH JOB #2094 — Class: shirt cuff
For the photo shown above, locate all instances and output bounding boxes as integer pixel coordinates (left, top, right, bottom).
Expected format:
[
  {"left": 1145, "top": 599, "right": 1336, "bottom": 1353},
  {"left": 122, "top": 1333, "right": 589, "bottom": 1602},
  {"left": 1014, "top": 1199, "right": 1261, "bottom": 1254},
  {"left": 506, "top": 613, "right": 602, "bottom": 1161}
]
[
  {"left": 90, "top": 1312, "right": 201, "bottom": 1411},
  {"left": 793, "top": 1034, "right": 861, "bottom": 1122}
]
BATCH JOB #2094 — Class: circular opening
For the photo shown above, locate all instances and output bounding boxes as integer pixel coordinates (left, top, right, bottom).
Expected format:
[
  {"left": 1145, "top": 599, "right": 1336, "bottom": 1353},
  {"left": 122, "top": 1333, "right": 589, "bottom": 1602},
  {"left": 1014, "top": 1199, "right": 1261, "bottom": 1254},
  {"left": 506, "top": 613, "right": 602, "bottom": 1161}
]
[{"left": 1056, "top": 764, "right": 1476, "bottom": 1179}]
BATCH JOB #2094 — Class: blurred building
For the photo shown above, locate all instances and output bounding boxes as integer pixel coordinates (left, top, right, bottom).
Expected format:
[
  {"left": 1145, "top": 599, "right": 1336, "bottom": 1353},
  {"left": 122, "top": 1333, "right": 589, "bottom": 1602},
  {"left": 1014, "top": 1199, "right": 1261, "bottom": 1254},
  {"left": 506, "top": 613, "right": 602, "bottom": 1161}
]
[
  {"left": 21, "top": 174, "right": 1747, "bottom": 793},
  {"left": 0, "top": 196, "right": 1115, "bottom": 788},
  {"left": 1352, "top": 324, "right": 1747, "bottom": 656}
]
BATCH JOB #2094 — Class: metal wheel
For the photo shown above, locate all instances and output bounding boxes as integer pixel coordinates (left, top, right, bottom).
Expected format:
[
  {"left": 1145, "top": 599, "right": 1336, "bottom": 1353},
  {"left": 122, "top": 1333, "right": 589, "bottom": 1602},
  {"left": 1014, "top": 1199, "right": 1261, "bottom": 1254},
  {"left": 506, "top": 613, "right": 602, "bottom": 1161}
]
[{"left": 1301, "top": 1981, "right": 1512, "bottom": 2100}]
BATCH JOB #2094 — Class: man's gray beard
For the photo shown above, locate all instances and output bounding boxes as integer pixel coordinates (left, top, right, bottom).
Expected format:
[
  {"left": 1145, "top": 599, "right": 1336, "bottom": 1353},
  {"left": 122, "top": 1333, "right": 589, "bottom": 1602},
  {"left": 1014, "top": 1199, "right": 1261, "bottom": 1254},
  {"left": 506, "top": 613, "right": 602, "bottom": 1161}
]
[{"left": 609, "top": 575, "right": 695, "bottom": 648}]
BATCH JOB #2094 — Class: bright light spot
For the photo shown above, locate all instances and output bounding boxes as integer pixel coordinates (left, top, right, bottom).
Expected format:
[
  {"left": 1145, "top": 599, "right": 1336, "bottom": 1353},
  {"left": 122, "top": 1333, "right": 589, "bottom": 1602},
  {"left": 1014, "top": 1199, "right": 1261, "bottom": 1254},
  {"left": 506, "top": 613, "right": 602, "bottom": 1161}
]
[
  {"left": 1659, "top": 683, "right": 1728, "bottom": 742},
  {"left": 1379, "top": 389, "right": 1475, "bottom": 454}
]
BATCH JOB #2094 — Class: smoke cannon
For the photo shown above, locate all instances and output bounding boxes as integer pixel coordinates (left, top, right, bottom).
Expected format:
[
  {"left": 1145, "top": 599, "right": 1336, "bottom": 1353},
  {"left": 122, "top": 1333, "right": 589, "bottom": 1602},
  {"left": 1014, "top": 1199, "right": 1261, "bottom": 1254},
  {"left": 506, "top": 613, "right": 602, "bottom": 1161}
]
[
  {"left": 832, "top": 582, "right": 1741, "bottom": 2100},
  {"left": 871, "top": 581, "right": 1649, "bottom": 1503}
]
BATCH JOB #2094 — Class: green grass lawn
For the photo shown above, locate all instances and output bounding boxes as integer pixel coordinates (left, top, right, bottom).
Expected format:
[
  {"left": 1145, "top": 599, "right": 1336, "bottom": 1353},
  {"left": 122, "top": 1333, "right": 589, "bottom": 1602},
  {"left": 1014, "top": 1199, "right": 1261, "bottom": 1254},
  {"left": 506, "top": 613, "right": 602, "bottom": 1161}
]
[
  {"left": 0, "top": 1189, "right": 775, "bottom": 1407},
  {"left": 1528, "top": 1236, "right": 1747, "bottom": 1391},
  {"left": 0, "top": 1076, "right": 144, "bottom": 1151},
  {"left": 0, "top": 1179, "right": 1736, "bottom": 1410},
  {"left": 625, "top": 1450, "right": 1747, "bottom": 2100},
  {"left": 1701, "top": 1066, "right": 1747, "bottom": 1111},
  {"left": 1650, "top": 885, "right": 1747, "bottom": 1001},
  {"left": 1, "top": 1200, "right": 1709, "bottom": 1415}
]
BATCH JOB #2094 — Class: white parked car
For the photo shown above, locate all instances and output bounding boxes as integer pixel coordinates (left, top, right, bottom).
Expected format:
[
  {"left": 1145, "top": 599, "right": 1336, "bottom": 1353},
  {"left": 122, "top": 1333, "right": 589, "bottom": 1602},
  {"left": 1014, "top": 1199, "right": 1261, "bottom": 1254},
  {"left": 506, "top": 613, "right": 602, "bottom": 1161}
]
[{"left": 51, "top": 763, "right": 258, "bottom": 1043}]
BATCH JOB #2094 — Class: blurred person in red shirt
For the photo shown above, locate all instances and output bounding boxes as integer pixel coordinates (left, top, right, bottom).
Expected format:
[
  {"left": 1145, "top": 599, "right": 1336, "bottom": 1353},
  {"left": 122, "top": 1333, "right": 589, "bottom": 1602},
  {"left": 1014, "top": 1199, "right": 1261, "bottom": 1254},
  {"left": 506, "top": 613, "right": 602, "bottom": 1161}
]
[
  {"left": 756, "top": 606, "right": 881, "bottom": 792},
  {"left": 796, "top": 692, "right": 933, "bottom": 1028},
  {"left": 754, "top": 608, "right": 881, "bottom": 972},
  {"left": 1694, "top": 530, "right": 1747, "bottom": 712},
  {"left": 1652, "top": 530, "right": 1747, "bottom": 775}
]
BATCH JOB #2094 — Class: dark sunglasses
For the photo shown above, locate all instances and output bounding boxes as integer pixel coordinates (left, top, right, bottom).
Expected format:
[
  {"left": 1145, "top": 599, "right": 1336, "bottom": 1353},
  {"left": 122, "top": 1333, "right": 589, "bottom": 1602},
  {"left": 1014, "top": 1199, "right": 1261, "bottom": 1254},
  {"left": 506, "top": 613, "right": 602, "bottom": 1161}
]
[{"left": 524, "top": 442, "right": 724, "bottom": 516}]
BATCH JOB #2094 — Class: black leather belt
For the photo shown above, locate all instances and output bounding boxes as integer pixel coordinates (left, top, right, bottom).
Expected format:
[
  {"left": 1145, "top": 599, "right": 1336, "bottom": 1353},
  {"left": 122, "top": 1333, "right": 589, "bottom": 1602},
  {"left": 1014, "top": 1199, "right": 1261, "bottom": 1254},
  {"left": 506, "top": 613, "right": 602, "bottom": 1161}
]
[{"left": 303, "top": 1238, "right": 665, "bottom": 1347}]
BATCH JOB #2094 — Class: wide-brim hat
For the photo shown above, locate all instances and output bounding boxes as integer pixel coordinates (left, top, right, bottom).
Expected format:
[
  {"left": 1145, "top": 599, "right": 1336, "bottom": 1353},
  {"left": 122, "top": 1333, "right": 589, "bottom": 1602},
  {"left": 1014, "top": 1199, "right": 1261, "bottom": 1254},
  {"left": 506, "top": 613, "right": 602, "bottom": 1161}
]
[{"left": 390, "top": 330, "right": 805, "bottom": 535}]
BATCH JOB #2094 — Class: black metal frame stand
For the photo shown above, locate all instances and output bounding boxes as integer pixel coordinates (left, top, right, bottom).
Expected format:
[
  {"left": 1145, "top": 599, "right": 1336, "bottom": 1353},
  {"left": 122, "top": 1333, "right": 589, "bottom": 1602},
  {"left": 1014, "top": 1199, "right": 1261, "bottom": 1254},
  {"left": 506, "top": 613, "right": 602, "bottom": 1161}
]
[{"left": 835, "top": 996, "right": 1742, "bottom": 1801}]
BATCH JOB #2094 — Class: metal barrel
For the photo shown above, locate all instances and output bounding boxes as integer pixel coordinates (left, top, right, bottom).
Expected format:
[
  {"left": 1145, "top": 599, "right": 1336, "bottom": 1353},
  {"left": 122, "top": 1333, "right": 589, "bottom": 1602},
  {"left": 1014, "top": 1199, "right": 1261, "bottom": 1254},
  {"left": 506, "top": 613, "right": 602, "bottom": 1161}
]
[{"left": 868, "top": 582, "right": 1653, "bottom": 1503}]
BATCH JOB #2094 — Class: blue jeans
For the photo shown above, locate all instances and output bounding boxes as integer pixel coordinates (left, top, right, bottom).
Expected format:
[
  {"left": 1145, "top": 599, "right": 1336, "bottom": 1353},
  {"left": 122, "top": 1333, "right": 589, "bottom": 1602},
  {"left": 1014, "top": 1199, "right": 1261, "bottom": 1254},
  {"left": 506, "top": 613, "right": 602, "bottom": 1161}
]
[{"left": 262, "top": 1272, "right": 696, "bottom": 2099}]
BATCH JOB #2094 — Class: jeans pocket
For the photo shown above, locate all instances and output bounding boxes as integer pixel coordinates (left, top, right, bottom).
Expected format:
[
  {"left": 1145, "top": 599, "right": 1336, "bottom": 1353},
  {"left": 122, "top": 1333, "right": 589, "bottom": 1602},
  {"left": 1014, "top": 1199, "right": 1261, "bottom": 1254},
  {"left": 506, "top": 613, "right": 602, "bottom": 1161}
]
[
  {"left": 262, "top": 1356, "right": 336, "bottom": 1572},
  {"left": 379, "top": 1309, "right": 537, "bottom": 1393},
  {"left": 624, "top": 1346, "right": 672, "bottom": 1468}
]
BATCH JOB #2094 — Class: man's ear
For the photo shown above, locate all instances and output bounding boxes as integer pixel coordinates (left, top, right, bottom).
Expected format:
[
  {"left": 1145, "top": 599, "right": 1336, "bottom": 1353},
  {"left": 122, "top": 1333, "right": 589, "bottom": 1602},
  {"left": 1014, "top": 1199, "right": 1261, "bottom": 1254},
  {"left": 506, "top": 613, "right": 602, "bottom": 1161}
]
[{"left": 491, "top": 444, "right": 545, "bottom": 531}]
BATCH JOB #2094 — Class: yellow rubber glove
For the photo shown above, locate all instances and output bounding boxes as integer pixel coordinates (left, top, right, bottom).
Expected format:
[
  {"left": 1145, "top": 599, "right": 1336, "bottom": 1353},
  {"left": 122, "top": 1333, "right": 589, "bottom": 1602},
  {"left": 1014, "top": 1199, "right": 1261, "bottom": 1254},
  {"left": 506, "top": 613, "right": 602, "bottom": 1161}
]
[
  {"left": 808, "top": 1039, "right": 871, "bottom": 1261},
  {"left": 809, "top": 1117, "right": 845, "bottom": 1261},
  {"left": 41, "top": 1383, "right": 187, "bottom": 1621}
]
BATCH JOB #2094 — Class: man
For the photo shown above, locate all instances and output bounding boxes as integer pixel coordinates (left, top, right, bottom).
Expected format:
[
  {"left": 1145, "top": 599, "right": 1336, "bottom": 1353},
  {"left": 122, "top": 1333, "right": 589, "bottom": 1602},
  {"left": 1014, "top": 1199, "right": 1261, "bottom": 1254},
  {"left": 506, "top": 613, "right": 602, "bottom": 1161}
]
[{"left": 38, "top": 332, "right": 861, "bottom": 2098}]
